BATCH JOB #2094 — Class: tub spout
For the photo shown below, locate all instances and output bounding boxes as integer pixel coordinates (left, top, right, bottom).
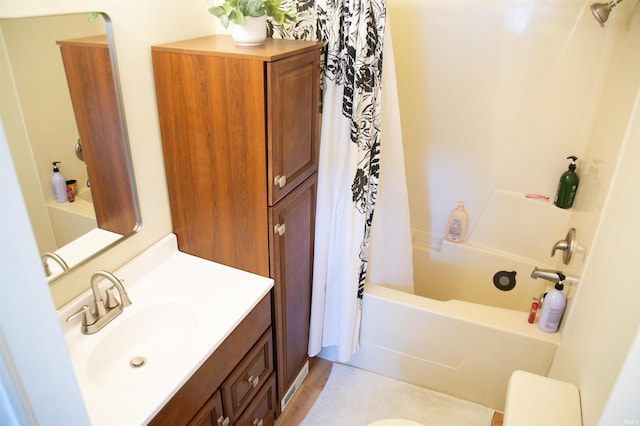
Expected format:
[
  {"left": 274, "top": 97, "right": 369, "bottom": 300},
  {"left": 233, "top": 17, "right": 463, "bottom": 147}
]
[{"left": 531, "top": 267, "right": 566, "bottom": 283}]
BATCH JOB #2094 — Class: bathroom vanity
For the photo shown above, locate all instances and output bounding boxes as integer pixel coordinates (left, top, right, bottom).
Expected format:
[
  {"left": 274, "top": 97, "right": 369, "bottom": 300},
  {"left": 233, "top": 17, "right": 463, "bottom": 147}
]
[
  {"left": 150, "top": 297, "right": 276, "bottom": 425},
  {"left": 58, "top": 234, "right": 274, "bottom": 425},
  {"left": 151, "top": 35, "right": 322, "bottom": 411}
]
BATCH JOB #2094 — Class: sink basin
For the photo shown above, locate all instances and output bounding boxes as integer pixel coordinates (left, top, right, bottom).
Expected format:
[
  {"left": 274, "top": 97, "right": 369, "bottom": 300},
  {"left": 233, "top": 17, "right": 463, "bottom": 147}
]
[
  {"left": 87, "top": 302, "right": 198, "bottom": 387},
  {"left": 57, "top": 234, "right": 273, "bottom": 426}
]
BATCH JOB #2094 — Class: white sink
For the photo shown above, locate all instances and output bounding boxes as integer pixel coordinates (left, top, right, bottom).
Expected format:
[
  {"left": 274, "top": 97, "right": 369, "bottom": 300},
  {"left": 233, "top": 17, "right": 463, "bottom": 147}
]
[
  {"left": 58, "top": 234, "right": 273, "bottom": 426},
  {"left": 87, "top": 302, "right": 198, "bottom": 388}
]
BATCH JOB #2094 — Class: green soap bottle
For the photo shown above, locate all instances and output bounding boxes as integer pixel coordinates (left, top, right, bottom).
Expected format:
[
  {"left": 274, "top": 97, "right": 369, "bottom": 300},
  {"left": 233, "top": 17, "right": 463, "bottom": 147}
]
[{"left": 554, "top": 156, "right": 579, "bottom": 209}]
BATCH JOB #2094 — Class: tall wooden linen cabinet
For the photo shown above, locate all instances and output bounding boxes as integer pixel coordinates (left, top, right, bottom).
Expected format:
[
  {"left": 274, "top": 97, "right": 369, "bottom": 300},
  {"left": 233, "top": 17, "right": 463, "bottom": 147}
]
[{"left": 152, "top": 35, "right": 322, "bottom": 415}]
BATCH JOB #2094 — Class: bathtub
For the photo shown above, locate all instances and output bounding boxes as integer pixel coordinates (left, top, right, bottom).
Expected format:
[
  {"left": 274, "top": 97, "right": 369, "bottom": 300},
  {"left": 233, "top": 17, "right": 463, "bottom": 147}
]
[{"left": 320, "top": 240, "right": 562, "bottom": 411}]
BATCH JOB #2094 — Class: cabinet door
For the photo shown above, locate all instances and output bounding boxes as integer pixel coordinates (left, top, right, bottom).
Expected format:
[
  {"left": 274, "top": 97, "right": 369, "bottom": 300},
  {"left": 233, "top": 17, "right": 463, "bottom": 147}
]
[
  {"left": 267, "top": 50, "right": 320, "bottom": 206},
  {"left": 268, "top": 174, "right": 317, "bottom": 399},
  {"left": 190, "top": 389, "right": 224, "bottom": 426}
]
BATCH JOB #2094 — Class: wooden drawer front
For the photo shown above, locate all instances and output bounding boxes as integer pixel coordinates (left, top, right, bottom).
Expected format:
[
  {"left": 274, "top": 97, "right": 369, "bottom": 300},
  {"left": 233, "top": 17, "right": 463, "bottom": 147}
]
[
  {"left": 234, "top": 373, "right": 276, "bottom": 426},
  {"left": 267, "top": 49, "right": 321, "bottom": 206},
  {"left": 189, "top": 389, "right": 223, "bottom": 426},
  {"left": 222, "top": 329, "right": 274, "bottom": 422}
]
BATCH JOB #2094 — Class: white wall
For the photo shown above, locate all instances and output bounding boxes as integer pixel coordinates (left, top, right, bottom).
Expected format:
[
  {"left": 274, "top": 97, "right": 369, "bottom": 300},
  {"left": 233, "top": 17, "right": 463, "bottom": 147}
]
[
  {"left": 388, "top": 0, "right": 636, "bottom": 274},
  {"left": 549, "top": 79, "right": 640, "bottom": 425}
]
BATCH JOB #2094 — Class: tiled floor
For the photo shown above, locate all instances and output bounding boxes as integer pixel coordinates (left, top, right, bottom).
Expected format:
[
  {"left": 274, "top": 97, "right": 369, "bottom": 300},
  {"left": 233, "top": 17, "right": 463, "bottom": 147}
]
[{"left": 275, "top": 357, "right": 504, "bottom": 426}]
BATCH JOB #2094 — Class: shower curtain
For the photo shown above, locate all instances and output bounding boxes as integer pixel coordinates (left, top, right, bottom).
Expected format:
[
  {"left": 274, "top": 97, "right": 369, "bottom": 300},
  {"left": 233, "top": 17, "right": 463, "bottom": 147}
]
[{"left": 271, "top": 0, "right": 413, "bottom": 362}]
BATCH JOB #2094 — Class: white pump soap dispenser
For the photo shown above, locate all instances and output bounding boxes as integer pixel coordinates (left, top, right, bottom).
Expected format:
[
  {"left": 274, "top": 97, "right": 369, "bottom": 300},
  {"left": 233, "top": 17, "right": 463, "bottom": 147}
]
[
  {"left": 51, "top": 161, "right": 67, "bottom": 203},
  {"left": 537, "top": 274, "right": 567, "bottom": 333}
]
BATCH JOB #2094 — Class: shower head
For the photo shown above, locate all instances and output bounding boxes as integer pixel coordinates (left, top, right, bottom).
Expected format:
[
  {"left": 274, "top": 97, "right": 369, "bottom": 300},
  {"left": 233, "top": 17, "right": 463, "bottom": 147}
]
[{"left": 590, "top": 0, "right": 624, "bottom": 27}]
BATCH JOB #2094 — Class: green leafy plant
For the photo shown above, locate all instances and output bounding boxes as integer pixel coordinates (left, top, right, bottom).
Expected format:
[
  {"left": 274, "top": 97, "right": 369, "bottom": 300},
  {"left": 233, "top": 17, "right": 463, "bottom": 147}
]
[{"left": 208, "top": 0, "right": 297, "bottom": 28}]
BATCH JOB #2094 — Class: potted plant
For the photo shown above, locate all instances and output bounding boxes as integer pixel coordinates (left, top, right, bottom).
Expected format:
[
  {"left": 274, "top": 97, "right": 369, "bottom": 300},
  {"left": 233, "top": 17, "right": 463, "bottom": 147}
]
[{"left": 209, "top": 0, "right": 297, "bottom": 45}]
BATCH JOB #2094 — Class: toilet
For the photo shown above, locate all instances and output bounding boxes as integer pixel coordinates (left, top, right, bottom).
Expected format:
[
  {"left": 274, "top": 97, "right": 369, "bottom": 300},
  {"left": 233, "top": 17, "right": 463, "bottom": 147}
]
[{"left": 504, "top": 370, "right": 582, "bottom": 426}]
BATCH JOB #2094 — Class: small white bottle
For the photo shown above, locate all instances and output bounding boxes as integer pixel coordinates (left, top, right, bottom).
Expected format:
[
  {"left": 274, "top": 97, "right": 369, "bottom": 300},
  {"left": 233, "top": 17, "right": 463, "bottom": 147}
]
[
  {"left": 51, "top": 161, "right": 67, "bottom": 203},
  {"left": 446, "top": 201, "right": 468, "bottom": 242},
  {"left": 537, "top": 281, "right": 567, "bottom": 333}
]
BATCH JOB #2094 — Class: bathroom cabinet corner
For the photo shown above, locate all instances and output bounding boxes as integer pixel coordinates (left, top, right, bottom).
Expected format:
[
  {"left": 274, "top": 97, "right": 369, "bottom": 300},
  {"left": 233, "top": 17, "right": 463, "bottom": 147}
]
[{"left": 151, "top": 35, "right": 322, "bottom": 415}]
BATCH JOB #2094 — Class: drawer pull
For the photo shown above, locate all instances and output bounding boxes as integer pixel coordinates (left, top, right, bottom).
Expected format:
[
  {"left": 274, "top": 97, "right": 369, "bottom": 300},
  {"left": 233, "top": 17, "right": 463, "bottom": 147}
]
[
  {"left": 247, "top": 375, "right": 260, "bottom": 388},
  {"left": 253, "top": 419, "right": 264, "bottom": 426},
  {"left": 274, "top": 224, "right": 286, "bottom": 236},
  {"left": 274, "top": 175, "right": 287, "bottom": 188},
  {"left": 217, "top": 416, "right": 229, "bottom": 426}
]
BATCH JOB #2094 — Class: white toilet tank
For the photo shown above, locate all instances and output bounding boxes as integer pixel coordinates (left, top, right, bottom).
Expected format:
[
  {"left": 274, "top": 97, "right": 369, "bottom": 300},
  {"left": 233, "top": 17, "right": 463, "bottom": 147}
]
[{"left": 504, "top": 370, "right": 582, "bottom": 426}]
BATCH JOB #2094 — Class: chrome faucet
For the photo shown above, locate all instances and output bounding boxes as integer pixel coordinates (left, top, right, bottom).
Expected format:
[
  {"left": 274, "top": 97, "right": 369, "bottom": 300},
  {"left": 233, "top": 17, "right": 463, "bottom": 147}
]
[
  {"left": 41, "top": 252, "right": 69, "bottom": 277},
  {"left": 531, "top": 267, "right": 566, "bottom": 283},
  {"left": 66, "top": 270, "right": 132, "bottom": 334}
]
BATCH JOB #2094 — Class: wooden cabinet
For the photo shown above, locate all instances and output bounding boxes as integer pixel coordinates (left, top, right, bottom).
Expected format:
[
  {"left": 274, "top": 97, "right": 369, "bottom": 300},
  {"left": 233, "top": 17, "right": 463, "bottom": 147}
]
[
  {"left": 151, "top": 295, "right": 275, "bottom": 426},
  {"left": 57, "top": 35, "right": 137, "bottom": 235},
  {"left": 152, "top": 35, "right": 322, "bottom": 412}
]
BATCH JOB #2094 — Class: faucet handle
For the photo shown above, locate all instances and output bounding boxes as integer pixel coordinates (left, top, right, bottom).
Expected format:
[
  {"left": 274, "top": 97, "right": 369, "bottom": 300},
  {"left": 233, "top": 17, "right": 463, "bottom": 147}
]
[
  {"left": 66, "top": 305, "right": 96, "bottom": 326},
  {"left": 105, "top": 287, "right": 120, "bottom": 309},
  {"left": 551, "top": 228, "right": 577, "bottom": 265}
]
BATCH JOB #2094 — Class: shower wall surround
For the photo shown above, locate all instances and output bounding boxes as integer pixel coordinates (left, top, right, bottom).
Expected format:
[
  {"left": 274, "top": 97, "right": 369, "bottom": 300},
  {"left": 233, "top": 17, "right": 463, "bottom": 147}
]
[
  {"left": 389, "top": 0, "right": 639, "bottom": 276},
  {"left": 388, "top": 0, "right": 640, "bottom": 424}
]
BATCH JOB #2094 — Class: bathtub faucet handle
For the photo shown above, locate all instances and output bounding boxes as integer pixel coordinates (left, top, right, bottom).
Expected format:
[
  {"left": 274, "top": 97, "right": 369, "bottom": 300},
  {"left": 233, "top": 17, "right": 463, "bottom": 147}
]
[{"left": 551, "top": 228, "right": 577, "bottom": 265}]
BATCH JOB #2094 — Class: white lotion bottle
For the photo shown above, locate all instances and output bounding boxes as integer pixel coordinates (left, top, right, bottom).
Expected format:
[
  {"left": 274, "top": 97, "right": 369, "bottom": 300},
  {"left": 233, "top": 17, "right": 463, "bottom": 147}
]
[
  {"left": 51, "top": 161, "right": 67, "bottom": 203},
  {"left": 537, "top": 280, "right": 567, "bottom": 333},
  {"left": 446, "top": 201, "right": 468, "bottom": 242}
]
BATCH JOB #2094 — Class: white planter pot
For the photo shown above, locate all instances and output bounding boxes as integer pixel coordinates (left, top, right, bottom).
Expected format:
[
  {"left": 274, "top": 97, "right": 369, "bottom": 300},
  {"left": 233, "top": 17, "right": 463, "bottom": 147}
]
[{"left": 231, "top": 15, "right": 267, "bottom": 46}]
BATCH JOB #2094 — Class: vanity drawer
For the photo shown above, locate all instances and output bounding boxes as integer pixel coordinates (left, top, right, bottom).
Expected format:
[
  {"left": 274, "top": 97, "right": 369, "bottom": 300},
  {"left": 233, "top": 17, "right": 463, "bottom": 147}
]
[
  {"left": 235, "top": 373, "right": 276, "bottom": 426},
  {"left": 189, "top": 389, "right": 223, "bottom": 426},
  {"left": 221, "top": 329, "right": 274, "bottom": 423}
]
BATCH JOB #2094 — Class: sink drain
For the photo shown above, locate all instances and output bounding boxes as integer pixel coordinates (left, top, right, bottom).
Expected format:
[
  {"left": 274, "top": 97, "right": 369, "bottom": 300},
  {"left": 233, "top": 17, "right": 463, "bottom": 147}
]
[{"left": 129, "top": 356, "right": 147, "bottom": 368}]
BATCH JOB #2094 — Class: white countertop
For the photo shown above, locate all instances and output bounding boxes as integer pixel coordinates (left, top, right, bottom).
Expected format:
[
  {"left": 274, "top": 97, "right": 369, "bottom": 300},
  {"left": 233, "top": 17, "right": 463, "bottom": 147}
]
[{"left": 58, "top": 234, "right": 273, "bottom": 425}]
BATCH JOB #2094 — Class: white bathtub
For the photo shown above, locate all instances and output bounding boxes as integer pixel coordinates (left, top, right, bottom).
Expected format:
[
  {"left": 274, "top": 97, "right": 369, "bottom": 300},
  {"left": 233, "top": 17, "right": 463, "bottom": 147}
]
[{"left": 321, "top": 240, "right": 562, "bottom": 411}]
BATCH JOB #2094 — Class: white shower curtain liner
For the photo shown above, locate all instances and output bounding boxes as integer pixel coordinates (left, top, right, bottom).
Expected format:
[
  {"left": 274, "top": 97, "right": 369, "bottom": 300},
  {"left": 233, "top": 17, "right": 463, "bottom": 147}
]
[
  {"left": 271, "top": 0, "right": 413, "bottom": 363},
  {"left": 367, "top": 17, "right": 414, "bottom": 295}
]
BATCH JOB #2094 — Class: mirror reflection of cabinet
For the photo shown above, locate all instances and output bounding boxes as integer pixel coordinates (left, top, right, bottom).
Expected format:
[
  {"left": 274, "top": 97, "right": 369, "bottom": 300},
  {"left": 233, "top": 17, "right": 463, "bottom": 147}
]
[{"left": 57, "top": 35, "right": 136, "bottom": 235}]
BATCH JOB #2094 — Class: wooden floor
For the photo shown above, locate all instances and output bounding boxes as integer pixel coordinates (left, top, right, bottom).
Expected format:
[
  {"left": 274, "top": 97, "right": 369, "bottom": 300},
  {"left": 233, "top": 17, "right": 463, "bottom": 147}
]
[{"left": 275, "top": 357, "right": 504, "bottom": 426}]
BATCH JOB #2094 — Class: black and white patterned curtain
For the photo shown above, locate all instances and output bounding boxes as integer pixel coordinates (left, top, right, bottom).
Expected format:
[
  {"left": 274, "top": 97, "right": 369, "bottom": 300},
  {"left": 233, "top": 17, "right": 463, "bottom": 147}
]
[{"left": 270, "top": 0, "right": 386, "bottom": 361}]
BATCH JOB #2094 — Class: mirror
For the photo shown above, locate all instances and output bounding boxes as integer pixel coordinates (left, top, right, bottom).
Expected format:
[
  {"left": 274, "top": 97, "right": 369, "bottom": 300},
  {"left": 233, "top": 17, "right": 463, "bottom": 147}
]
[{"left": 0, "top": 13, "right": 140, "bottom": 282}]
